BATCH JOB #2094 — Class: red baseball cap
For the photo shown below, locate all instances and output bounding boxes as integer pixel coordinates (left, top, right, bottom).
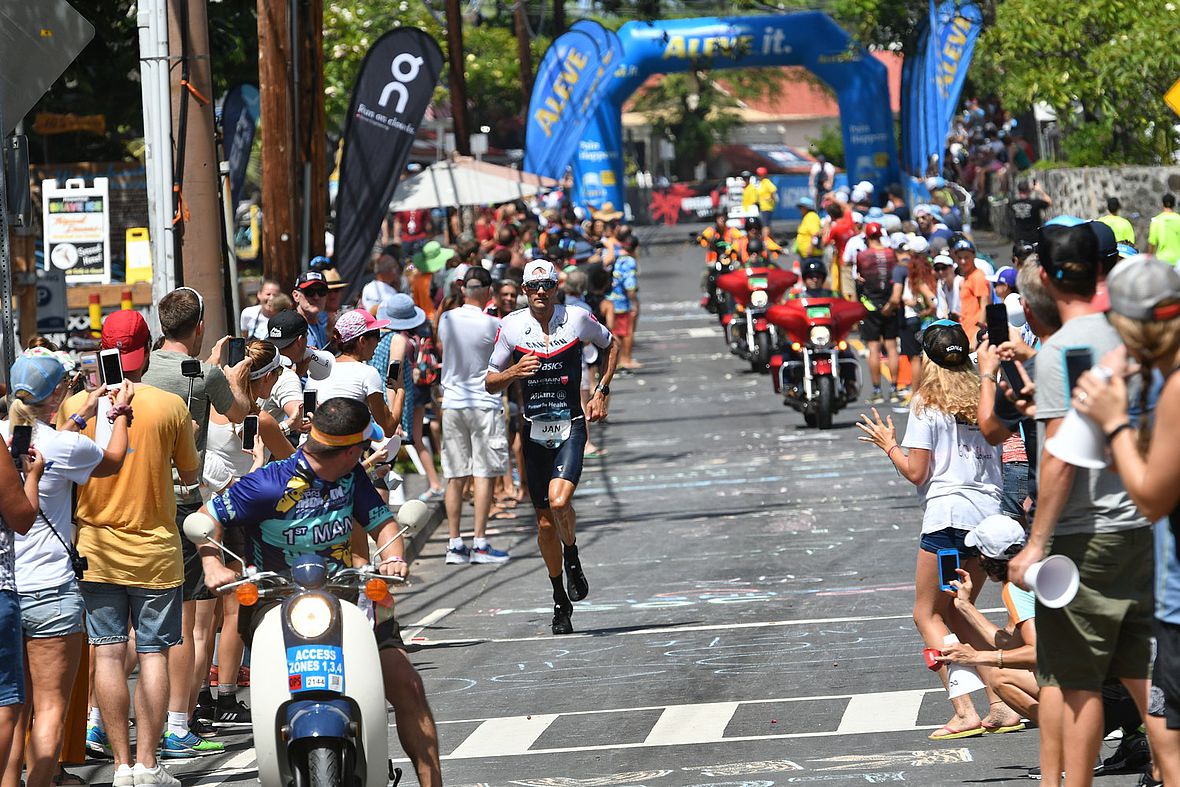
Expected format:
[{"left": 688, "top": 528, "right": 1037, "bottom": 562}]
[
  {"left": 756, "top": 166, "right": 768, "bottom": 176},
  {"left": 101, "top": 309, "right": 150, "bottom": 373},
  {"left": 865, "top": 222, "right": 883, "bottom": 239}
]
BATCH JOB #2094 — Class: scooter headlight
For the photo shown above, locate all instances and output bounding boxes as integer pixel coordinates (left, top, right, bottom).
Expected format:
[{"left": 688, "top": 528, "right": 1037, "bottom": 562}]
[
  {"left": 809, "top": 326, "right": 832, "bottom": 347},
  {"left": 750, "top": 290, "right": 769, "bottom": 308},
  {"left": 287, "top": 594, "right": 333, "bottom": 639}
]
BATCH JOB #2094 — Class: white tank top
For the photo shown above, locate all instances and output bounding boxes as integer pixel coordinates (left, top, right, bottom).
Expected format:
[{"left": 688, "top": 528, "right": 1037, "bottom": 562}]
[{"left": 205, "top": 418, "right": 256, "bottom": 481}]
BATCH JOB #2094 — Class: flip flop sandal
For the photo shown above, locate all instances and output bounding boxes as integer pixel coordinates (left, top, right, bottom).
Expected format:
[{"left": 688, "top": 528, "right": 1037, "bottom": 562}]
[
  {"left": 928, "top": 725, "right": 985, "bottom": 741},
  {"left": 982, "top": 722, "right": 1027, "bottom": 734},
  {"left": 584, "top": 449, "right": 609, "bottom": 459},
  {"left": 490, "top": 509, "right": 518, "bottom": 520}
]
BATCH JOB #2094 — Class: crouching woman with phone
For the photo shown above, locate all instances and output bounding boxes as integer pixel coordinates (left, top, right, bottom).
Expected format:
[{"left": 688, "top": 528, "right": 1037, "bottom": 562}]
[{"left": 858, "top": 321, "right": 1018, "bottom": 740}]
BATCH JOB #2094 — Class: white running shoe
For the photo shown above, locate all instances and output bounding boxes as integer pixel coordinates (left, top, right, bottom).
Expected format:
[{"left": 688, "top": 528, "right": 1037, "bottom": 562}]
[
  {"left": 133, "top": 763, "right": 181, "bottom": 786},
  {"left": 112, "top": 765, "right": 135, "bottom": 787}
]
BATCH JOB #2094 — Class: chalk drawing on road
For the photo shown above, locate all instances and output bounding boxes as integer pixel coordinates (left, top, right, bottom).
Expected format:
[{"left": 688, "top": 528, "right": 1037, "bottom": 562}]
[
  {"left": 683, "top": 760, "right": 804, "bottom": 777},
  {"left": 510, "top": 772, "right": 674, "bottom": 786},
  {"left": 810, "top": 748, "right": 973, "bottom": 771}
]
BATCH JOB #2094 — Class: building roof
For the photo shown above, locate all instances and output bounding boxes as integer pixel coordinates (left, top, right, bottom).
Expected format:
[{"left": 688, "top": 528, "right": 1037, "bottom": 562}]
[{"left": 623, "top": 52, "right": 902, "bottom": 126}]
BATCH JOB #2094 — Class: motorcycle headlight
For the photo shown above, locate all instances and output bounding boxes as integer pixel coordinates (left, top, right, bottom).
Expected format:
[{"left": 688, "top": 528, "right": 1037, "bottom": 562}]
[
  {"left": 287, "top": 594, "right": 333, "bottom": 639},
  {"left": 750, "top": 290, "right": 769, "bottom": 308},
  {"left": 809, "top": 326, "right": 832, "bottom": 347}
]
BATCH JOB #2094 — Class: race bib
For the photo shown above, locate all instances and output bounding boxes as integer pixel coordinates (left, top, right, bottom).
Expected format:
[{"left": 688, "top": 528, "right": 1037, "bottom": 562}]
[{"left": 529, "top": 416, "right": 571, "bottom": 449}]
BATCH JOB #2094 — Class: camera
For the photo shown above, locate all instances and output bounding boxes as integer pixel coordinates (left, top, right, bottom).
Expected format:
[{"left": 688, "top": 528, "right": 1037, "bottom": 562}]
[
  {"left": 70, "top": 550, "right": 88, "bottom": 581},
  {"left": 180, "top": 358, "right": 204, "bottom": 379}
]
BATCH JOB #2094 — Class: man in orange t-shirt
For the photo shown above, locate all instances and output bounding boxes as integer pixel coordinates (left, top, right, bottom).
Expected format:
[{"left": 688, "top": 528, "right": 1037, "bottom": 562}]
[{"left": 951, "top": 236, "right": 990, "bottom": 342}]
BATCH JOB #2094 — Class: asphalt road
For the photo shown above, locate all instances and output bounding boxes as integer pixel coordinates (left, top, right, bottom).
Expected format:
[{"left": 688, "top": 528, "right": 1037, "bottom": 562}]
[{"left": 76, "top": 224, "right": 1146, "bottom": 786}]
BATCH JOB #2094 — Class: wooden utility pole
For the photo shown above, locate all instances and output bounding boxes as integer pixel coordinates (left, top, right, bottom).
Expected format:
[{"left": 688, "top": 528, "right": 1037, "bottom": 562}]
[
  {"left": 444, "top": 0, "right": 471, "bottom": 156},
  {"left": 168, "top": 0, "right": 229, "bottom": 339},
  {"left": 257, "top": 0, "right": 300, "bottom": 288},
  {"left": 514, "top": 1, "right": 534, "bottom": 106},
  {"left": 301, "top": 0, "right": 327, "bottom": 259},
  {"left": 553, "top": 0, "right": 566, "bottom": 33}
]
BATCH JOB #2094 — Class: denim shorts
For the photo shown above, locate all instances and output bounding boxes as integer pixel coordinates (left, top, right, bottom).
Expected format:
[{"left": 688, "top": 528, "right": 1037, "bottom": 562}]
[
  {"left": 0, "top": 590, "right": 26, "bottom": 706},
  {"left": 919, "top": 526, "right": 980, "bottom": 557},
  {"left": 19, "top": 579, "right": 85, "bottom": 638},
  {"left": 1001, "top": 461, "right": 1030, "bottom": 520},
  {"left": 79, "top": 582, "right": 182, "bottom": 653}
]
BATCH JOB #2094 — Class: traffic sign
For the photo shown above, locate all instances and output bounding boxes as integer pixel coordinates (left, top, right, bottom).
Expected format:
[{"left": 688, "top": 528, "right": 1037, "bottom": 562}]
[
  {"left": 0, "top": 0, "right": 95, "bottom": 135},
  {"left": 1166, "top": 77, "right": 1180, "bottom": 119}
]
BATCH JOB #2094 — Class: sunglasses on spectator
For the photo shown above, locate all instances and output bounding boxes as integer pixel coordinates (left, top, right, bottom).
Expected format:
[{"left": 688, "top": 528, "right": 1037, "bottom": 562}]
[
  {"left": 523, "top": 280, "right": 557, "bottom": 292},
  {"left": 302, "top": 286, "right": 329, "bottom": 298}
]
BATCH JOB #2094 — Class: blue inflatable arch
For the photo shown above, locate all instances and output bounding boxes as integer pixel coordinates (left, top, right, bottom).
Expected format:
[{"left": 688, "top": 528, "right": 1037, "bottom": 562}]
[{"left": 567, "top": 13, "right": 900, "bottom": 211}]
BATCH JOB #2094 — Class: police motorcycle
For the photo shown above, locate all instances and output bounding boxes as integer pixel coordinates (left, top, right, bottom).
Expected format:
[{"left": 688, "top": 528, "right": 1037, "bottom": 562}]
[
  {"left": 767, "top": 294, "right": 867, "bottom": 429},
  {"left": 183, "top": 500, "right": 431, "bottom": 787},
  {"left": 702, "top": 238, "right": 741, "bottom": 317},
  {"left": 715, "top": 240, "right": 798, "bottom": 372}
]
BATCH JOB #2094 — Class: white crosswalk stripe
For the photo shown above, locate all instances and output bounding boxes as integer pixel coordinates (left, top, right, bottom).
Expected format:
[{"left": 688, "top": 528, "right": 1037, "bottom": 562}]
[{"left": 421, "top": 688, "right": 942, "bottom": 761}]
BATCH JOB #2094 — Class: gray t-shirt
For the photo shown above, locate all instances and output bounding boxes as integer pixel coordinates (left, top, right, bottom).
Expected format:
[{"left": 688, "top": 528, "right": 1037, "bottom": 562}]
[
  {"left": 142, "top": 349, "right": 237, "bottom": 502},
  {"left": 1035, "top": 312, "right": 1148, "bottom": 535}
]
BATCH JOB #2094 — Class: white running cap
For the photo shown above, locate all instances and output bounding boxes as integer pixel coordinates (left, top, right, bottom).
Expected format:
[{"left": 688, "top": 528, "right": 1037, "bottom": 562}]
[{"left": 523, "top": 260, "right": 558, "bottom": 284}]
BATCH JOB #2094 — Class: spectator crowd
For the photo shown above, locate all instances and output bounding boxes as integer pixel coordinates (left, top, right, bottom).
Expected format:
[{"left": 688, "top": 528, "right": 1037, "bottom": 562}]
[
  {"left": 0, "top": 197, "right": 642, "bottom": 785},
  {"left": 847, "top": 212, "right": 1180, "bottom": 786}
]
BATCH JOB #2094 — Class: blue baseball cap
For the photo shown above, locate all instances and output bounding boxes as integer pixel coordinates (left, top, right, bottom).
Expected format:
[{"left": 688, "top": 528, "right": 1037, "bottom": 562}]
[
  {"left": 988, "top": 265, "right": 1018, "bottom": 289},
  {"left": 10, "top": 351, "right": 66, "bottom": 403},
  {"left": 797, "top": 196, "right": 816, "bottom": 209},
  {"left": 951, "top": 235, "right": 975, "bottom": 253}
]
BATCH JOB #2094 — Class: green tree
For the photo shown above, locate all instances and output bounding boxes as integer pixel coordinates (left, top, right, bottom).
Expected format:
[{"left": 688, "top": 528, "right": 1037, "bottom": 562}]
[
  {"left": 976, "top": 0, "right": 1180, "bottom": 164},
  {"left": 324, "top": 1, "right": 548, "bottom": 147},
  {"left": 26, "top": 0, "right": 258, "bottom": 164}
]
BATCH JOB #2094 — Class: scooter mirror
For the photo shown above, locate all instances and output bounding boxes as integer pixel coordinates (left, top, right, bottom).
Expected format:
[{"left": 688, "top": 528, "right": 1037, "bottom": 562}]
[
  {"left": 395, "top": 499, "right": 430, "bottom": 532},
  {"left": 183, "top": 511, "right": 218, "bottom": 545}
]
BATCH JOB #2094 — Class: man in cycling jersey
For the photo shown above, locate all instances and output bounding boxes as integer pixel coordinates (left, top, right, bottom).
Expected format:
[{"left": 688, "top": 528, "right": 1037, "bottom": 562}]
[
  {"left": 485, "top": 260, "right": 619, "bottom": 635},
  {"left": 191, "top": 398, "right": 441, "bottom": 786}
]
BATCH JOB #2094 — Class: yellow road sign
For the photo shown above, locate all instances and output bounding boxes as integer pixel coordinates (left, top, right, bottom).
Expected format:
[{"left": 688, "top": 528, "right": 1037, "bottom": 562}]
[{"left": 1166, "top": 78, "right": 1180, "bottom": 118}]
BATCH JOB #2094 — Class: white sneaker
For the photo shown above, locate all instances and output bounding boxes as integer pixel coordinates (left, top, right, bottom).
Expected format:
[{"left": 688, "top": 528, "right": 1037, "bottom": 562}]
[
  {"left": 113, "top": 764, "right": 135, "bottom": 787},
  {"left": 133, "top": 763, "right": 181, "bottom": 786},
  {"left": 445, "top": 544, "right": 471, "bottom": 564}
]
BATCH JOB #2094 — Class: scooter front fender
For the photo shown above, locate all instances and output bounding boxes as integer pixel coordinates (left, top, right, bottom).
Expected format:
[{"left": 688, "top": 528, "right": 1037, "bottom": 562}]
[{"left": 288, "top": 699, "right": 354, "bottom": 740}]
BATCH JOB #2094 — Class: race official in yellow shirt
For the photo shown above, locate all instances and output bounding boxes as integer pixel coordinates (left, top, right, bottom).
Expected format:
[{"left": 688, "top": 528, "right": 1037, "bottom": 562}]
[
  {"left": 795, "top": 196, "right": 823, "bottom": 259},
  {"left": 1096, "top": 197, "right": 1135, "bottom": 246},
  {"left": 754, "top": 166, "right": 778, "bottom": 229}
]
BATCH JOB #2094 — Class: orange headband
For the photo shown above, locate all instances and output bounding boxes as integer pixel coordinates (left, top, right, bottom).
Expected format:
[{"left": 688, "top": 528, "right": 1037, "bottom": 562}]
[{"left": 308, "top": 426, "right": 367, "bottom": 447}]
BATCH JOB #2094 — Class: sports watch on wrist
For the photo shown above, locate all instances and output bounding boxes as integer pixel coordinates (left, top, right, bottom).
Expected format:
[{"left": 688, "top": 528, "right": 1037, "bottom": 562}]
[{"left": 595, "top": 383, "right": 610, "bottom": 396}]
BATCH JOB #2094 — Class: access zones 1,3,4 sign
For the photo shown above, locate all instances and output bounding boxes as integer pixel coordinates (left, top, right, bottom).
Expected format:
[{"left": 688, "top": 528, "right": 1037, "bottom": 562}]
[{"left": 42, "top": 178, "right": 111, "bottom": 285}]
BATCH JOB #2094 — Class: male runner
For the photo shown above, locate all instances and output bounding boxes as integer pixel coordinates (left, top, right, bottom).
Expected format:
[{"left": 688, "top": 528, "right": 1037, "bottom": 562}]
[
  {"left": 486, "top": 260, "right": 619, "bottom": 635},
  {"left": 189, "top": 398, "right": 441, "bottom": 786}
]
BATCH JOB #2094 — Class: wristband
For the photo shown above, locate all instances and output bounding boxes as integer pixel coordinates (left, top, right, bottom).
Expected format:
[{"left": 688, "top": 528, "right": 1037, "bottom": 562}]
[
  {"left": 1105, "top": 422, "right": 1132, "bottom": 443},
  {"left": 997, "top": 649, "right": 1004, "bottom": 669},
  {"left": 69, "top": 413, "right": 89, "bottom": 429},
  {"left": 382, "top": 555, "right": 406, "bottom": 564},
  {"left": 886, "top": 444, "right": 901, "bottom": 461},
  {"left": 107, "top": 404, "right": 133, "bottom": 427}
]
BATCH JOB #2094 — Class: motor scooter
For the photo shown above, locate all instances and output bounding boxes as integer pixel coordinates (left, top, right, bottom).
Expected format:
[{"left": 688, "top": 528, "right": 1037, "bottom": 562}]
[
  {"left": 716, "top": 261, "right": 797, "bottom": 371},
  {"left": 183, "top": 500, "right": 431, "bottom": 787},
  {"left": 767, "top": 297, "right": 866, "bottom": 428}
]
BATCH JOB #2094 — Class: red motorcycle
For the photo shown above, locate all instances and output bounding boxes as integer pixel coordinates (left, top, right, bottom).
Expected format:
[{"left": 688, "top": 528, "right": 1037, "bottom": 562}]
[
  {"left": 716, "top": 263, "right": 797, "bottom": 372},
  {"left": 767, "top": 297, "right": 866, "bottom": 428}
]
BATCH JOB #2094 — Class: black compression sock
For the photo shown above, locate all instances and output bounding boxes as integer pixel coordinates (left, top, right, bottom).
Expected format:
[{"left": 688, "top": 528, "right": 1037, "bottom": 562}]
[
  {"left": 550, "top": 574, "right": 569, "bottom": 605},
  {"left": 563, "top": 542, "right": 578, "bottom": 561}
]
